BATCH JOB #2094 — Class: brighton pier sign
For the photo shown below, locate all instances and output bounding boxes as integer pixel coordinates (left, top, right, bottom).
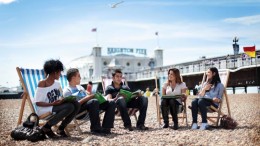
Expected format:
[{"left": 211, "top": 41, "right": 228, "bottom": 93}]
[{"left": 107, "top": 48, "right": 147, "bottom": 56}]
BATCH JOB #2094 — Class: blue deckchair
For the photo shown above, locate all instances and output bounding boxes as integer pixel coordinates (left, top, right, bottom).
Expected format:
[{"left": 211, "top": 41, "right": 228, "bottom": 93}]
[{"left": 16, "top": 67, "right": 86, "bottom": 134}]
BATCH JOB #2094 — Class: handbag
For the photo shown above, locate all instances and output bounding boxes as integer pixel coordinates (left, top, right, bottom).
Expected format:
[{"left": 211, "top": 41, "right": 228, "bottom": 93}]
[
  {"left": 11, "top": 113, "right": 46, "bottom": 142},
  {"left": 220, "top": 115, "right": 238, "bottom": 129}
]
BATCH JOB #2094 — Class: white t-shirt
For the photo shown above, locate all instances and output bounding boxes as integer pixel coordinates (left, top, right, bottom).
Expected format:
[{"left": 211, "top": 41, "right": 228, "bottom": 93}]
[
  {"left": 163, "top": 82, "right": 187, "bottom": 104},
  {"left": 34, "top": 81, "right": 62, "bottom": 116}
]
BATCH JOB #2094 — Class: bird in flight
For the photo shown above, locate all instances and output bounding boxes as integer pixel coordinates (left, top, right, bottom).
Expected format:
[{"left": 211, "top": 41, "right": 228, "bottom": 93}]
[{"left": 110, "top": 1, "right": 124, "bottom": 8}]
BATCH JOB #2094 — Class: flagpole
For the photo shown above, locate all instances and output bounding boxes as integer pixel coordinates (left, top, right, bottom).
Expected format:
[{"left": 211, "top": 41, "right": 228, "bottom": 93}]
[
  {"left": 155, "top": 32, "right": 160, "bottom": 48},
  {"left": 96, "top": 31, "right": 99, "bottom": 47}
]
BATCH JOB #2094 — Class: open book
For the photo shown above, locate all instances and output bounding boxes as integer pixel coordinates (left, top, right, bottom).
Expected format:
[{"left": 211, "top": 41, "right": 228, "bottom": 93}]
[
  {"left": 200, "top": 97, "right": 213, "bottom": 102},
  {"left": 94, "top": 92, "right": 107, "bottom": 104},
  {"left": 118, "top": 89, "right": 142, "bottom": 103},
  {"left": 161, "top": 95, "right": 182, "bottom": 99},
  {"left": 63, "top": 96, "right": 77, "bottom": 102}
]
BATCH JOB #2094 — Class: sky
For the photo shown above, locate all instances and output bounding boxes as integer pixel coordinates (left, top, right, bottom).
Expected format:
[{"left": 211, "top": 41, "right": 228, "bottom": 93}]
[{"left": 1, "top": 0, "right": 260, "bottom": 87}]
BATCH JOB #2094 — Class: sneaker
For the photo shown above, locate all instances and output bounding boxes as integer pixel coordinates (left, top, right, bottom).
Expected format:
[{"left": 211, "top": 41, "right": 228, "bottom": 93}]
[
  {"left": 137, "top": 125, "right": 148, "bottom": 130},
  {"left": 191, "top": 123, "right": 198, "bottom": 130},
  {"left": 125, "top": 125, "right": 134, "bottom": 131},
  {"left": 41, "top": 127, "right": 58, "bottom": 138},
  {"left": 57, "top": 129, "right": 68, "bottom": 137},
  {"left": 199, "top": 123, "right": 208, "bottom": 130}
]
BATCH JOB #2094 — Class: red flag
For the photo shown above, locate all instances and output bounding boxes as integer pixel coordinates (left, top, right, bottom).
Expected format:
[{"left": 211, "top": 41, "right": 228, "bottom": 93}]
[
  {"left": 243, "top": 46, "right": 256, "bottom": 58},
  {"left": 91, "top": 28, "right": 97, "bottom": 32}
]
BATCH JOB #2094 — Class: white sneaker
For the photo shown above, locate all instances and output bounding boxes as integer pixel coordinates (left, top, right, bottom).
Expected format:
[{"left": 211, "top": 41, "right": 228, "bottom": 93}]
[
  {"left": 191, "top": 123, "right": 198, "bottom": 130},
  {"left": 199, "top": 123, "right": 208, "bottom": 130}
]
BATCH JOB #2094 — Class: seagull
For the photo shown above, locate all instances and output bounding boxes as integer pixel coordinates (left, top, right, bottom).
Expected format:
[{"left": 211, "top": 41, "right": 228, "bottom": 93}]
[{"left": 110, "top": 1, "right": 124, "bottom": 8}]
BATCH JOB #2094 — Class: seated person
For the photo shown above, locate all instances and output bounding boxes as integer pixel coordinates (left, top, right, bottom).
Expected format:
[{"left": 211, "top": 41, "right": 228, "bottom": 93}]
[
  {"left": 63, "top": 68, "right": 116, "bottom": 134},
  {"left": 105, "top": 69, "right": 148, "bottom": 131},
  {"left": 161, "top": 68, "right": 187, "bottom": 130},
  {"left": 191, "top": 67, "right": 224, "bottom": 130},
  {"left": 144, "top": 87, "right": 151, "bottom": 98},
  {"left": 35, "top": 59, "right": 80, "bottom": 138}
]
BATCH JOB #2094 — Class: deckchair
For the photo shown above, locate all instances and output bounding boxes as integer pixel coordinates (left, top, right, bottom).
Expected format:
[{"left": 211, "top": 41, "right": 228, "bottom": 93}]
[
  {"left": 199, "top": 69, "right": 231, "bottom": 126},
  {"left": 16, "top": 67, "right": 85, "bottom": 135},
  {"left": 101, "top": 76, "right": 138, "bottom": 122},
  {"left": 154, "top": 76, "right": 189, "bottom": 127}
]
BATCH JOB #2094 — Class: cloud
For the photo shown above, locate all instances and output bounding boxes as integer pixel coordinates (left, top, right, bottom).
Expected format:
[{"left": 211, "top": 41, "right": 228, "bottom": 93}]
[
  {"left": 223, "top": 15, "right": 260, "bottom": 25},
  {"left": 0, "top": 0, "right": 16, "bottom": 4}
]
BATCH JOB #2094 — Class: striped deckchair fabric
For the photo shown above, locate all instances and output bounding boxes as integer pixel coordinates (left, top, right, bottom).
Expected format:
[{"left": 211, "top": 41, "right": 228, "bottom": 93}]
[
  {"left": 154, "top": 76, "right": 188, "bottom": 127},
  {"left": 16, "top": 67, "right": 68, "bottom": 126}
]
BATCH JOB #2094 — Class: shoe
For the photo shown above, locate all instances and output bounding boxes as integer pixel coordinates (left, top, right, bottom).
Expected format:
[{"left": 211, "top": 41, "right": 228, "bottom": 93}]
[
  {"left": 42, "top": 127, "right": 58, "bottom": 138},
  {"left": 101, "top": 128, "right": 111, "bottom": 134},
  {"left": 191, "top": 123, "right": 198, "bottom": 130},
  {"left": 125, "top": 125, "right": 134, "bottom": 131},
  {"left": 199, "top": 123, "right": 208, "bottom": 130},
  {"left": 162, "top": 123, "right": 169, "bottom": 128},
  {"left": 57, "top": 129, "right": 68, "bottom": 137},
  {"left": 137, "top": 125, "right": 148, "bottom": 130},
  {"left": 173, "top": 123, "right": 178, "bottom": 130},
  {"left": 91, "top": 128, "right": 102, "bottom": 134}
]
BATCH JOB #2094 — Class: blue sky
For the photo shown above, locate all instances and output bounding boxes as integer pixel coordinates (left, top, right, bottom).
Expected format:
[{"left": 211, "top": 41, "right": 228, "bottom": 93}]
[{"left": 1, "top": 0, "right": 260, "bottom": 87}]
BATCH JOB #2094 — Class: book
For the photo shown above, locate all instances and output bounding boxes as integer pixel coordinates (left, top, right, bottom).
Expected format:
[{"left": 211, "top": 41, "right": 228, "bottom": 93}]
[
  {"left": 200, "top": 97, "right": 213, "bottom": 102},
  {"left": 119, "top": 89, "right": 142, "bottom": 103},
  {"left": 161, "top": 95, "right": 182, "bottom": 99},
  {"left": 64, "top": 96, "right": 77, "bottom": 102},
  {"left": 94, "top": 92, "right": 107, "bottom": 104}
]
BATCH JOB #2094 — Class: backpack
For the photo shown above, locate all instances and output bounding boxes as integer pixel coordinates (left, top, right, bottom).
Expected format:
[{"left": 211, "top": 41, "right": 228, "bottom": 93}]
[
  {"left": 11, "top": 113, "right": 46, "bottom": 142},
  {"left": 220, "top": 115, "right": 238, "bottom": 129}
]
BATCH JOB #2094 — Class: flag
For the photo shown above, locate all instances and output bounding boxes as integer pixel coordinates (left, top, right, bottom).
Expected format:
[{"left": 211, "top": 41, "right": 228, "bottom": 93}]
[
  {"left": 91, "top": 28, "right": 97, "bottom": 32},
  {"left": 155, "top": 32, "right": 158, "bottom": 36},
  {"left": 243, "top": 46, "right": 256, "bottom": 58}
]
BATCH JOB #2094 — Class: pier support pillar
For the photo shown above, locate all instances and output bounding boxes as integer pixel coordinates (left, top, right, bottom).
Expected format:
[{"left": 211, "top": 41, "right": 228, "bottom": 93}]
[{"left": 244, "top": 86, "right": 247, "bottom": 94}]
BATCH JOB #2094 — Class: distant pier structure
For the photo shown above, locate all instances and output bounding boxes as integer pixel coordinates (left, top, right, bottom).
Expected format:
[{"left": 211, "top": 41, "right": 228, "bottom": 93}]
[{"left": 66, "top": 47, "right": 260, "bottom": 94}]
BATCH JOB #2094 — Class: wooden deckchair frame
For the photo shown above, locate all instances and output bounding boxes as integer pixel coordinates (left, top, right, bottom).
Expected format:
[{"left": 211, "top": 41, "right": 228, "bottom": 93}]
[
  {"left": 101, "top": 76, "right": 138, "bottom": 122},
  {"left": 16, "top": 67, "right": 55, "bottom": 126},
  {"left": 154, "top": 76, "right": 189, "bottom": 127},
  {"left": 200, "top": 69, "right": 231, "bottom": 126},
  {"left": 16, "top": 67, "right": 84, "bottom": 135}
]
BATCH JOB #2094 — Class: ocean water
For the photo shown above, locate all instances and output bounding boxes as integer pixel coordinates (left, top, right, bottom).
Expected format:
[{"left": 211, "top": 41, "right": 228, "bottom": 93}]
[
  {"left": 189, "top": 86, "right": 259, "bottom": 95},
  {"left": 226, "top": 86, "right": 260, "bottom": 94}
]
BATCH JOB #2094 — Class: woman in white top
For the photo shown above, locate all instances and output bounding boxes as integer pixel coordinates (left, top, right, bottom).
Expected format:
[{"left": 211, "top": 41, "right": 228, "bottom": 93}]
[
  {"left": 161, "top": 68, "right": 187, "bottom": 130},
  {"left": 35, "top": 59, "right": 80, "bottom": 138}
]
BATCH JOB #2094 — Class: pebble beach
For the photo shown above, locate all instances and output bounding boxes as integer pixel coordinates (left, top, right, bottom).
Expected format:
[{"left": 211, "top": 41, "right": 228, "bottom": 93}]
[{"left": 0, "top": 93, "right": 259, "bottom": 146}]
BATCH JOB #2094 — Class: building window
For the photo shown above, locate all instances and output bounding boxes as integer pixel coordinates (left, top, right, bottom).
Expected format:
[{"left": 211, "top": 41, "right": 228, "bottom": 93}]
[
  {"left": 103, "top": 61, "right": 107, "bottom": 65},
  {"left": 137, "top": 62, "right": 141, "bottom": 66},
  {"left": 126, "top": 62, "right": 130, "bottom": 66}
]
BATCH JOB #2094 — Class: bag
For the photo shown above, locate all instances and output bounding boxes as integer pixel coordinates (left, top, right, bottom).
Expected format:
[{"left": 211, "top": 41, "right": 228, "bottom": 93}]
[
  {"left": 220, "top": 115, "right": 238, "bottom": 129},
  {"left": 11, "top": 113, "right": 46, "bottom": 142}
]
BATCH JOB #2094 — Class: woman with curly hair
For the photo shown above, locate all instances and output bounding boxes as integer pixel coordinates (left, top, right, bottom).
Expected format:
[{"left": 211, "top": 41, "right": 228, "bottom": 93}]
[{"left": 35, "top": 59, "right": 80, "bottom": 138}]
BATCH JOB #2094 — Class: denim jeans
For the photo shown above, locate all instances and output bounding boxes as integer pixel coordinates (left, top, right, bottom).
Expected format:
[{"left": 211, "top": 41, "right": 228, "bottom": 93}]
[
  {"left": 116, "top": 96, "right": 148, "bottom": 127},
  {"left": 80, "top": 99, "right": 116, "bottom": 130},
  {"left": 50, "top": 100, "right": 81, "bottom": 128},
  {"left": 191, "top": 98, "right": 217, "bottom": 123}
]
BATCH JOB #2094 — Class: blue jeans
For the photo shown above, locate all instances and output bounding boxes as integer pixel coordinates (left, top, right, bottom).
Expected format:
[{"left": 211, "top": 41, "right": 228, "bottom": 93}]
[
  {"left": 191, "top": 98, "right": 217, "bottom": 123},
  {"left": 116, "top": 96, "right": 148, "bottom": 127}
]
